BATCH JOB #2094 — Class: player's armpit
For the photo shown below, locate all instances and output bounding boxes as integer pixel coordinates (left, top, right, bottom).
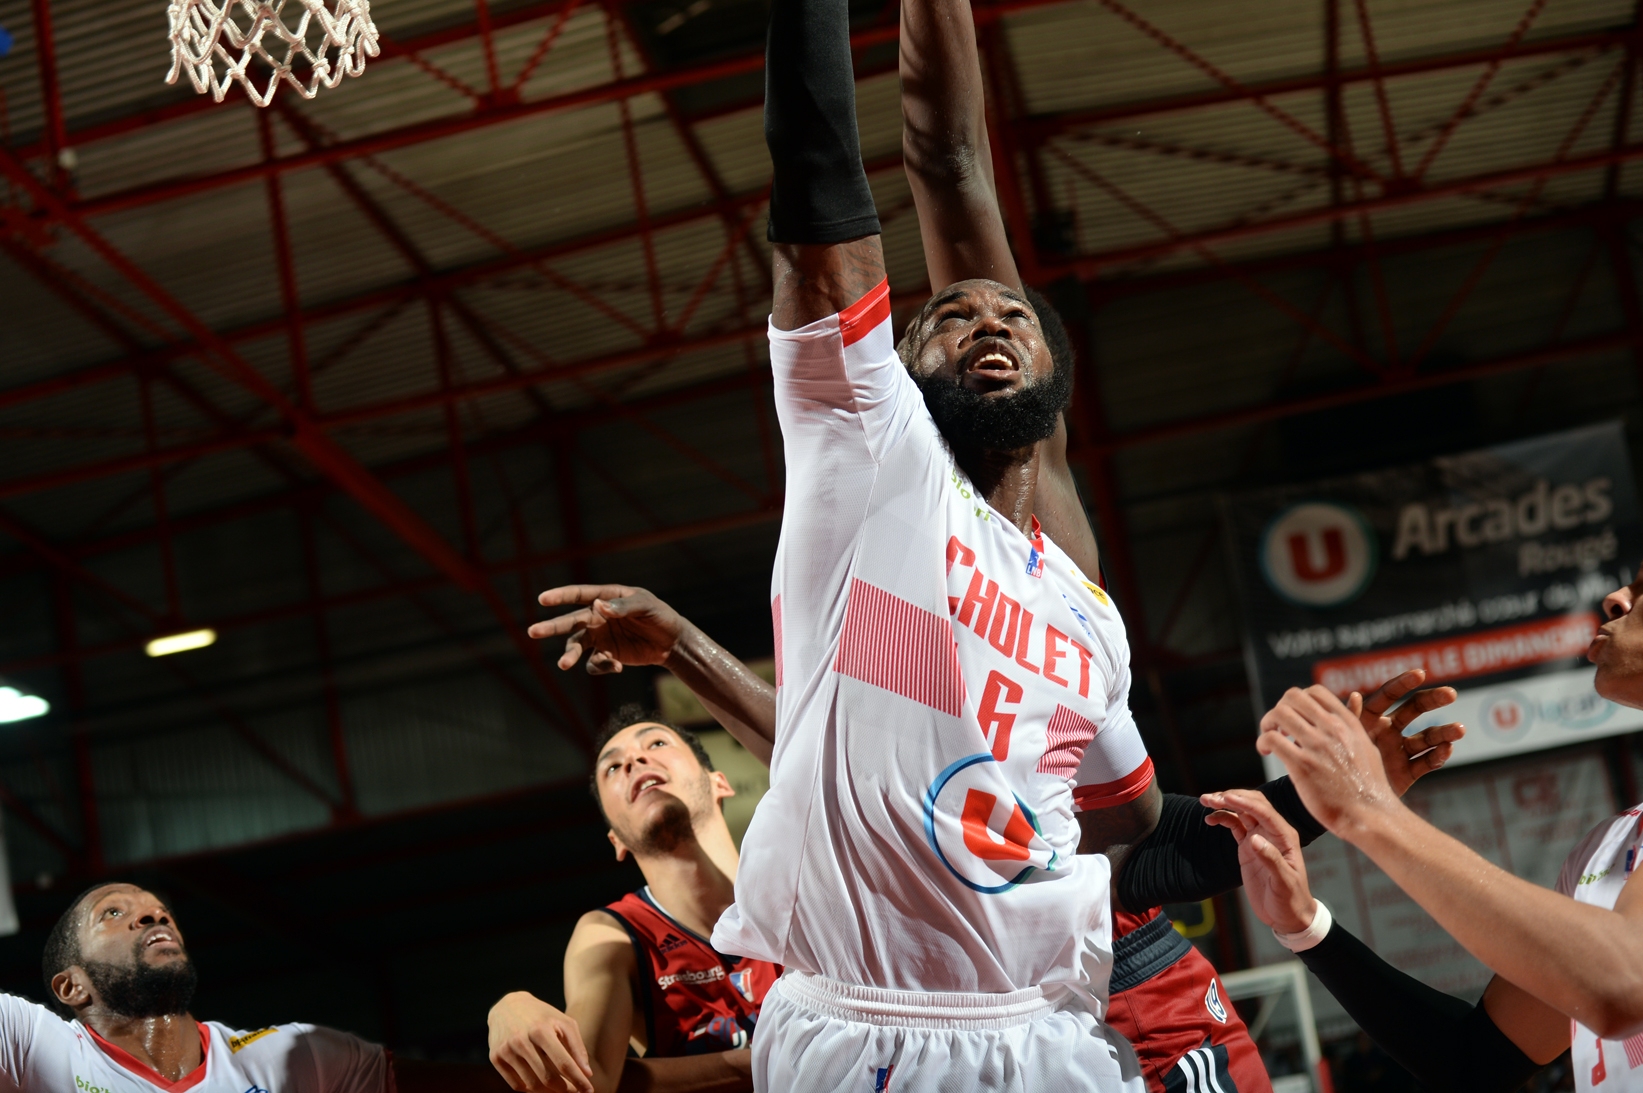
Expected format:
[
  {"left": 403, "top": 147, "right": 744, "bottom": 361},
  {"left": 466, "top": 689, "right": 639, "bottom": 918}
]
[
  {"left": 564, "top": 912, "right": 643, "bottom": 1093},
  {"left": 771, "top": 239, "right": 886, "bottom": 332},
  {"left": 1482, "top": 975, "right": 1573, "bottom": 1065},
  {"left": 1031, "top": 417, "right": 1101, "bottom": 582},
  {"left": 615, "top": 1048, "right": 754, "bottom": 1093}
]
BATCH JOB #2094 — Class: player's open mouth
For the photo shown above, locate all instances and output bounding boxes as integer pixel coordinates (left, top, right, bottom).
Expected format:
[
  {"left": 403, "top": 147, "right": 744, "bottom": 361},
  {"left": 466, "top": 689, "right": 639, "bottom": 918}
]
[
  {"left": 631, "top": 774, "right": 667, "bottom": 802},
  {"left": 143, "top": 929, "right": 178, "bottom": 949},
  {"left": 959, "top": 342, "right": 1022, "bottom": 393}
]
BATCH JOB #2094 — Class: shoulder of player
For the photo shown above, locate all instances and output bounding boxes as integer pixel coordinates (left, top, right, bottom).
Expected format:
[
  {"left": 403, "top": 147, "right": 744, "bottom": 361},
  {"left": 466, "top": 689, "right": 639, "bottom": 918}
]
[
  {"left": 205, "top": 1021, "right": 314, "bottom": 1054},
  {"left": 567, "top": 911, "right": 638, "bottom": 970}
]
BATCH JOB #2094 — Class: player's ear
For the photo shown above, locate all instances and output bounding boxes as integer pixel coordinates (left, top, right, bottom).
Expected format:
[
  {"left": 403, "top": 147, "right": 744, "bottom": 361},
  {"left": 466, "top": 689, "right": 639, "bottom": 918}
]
[
  {"left": 709, "top": 770, "right": 735, "bottom": 802},
  {"left": 52, "top": 967, "right": 90, "bottom": 1011},
  {"left": 607, "top": 830, "right": 630, "bottom": 862}
]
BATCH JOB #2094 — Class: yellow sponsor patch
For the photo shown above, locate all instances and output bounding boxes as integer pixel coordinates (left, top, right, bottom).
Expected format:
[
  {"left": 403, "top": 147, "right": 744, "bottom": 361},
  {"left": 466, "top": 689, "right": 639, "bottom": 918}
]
[
  {"left": 229, "top": 1027, "right": 278, "bottom": 1053},
  {"left": 1081, "top": 580, "right": 1110, "bottom": 607}
]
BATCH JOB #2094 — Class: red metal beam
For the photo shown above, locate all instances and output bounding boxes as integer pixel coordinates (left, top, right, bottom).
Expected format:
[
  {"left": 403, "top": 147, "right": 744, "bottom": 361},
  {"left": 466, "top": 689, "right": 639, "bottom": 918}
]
[
  {"left": 27, "top": 0, "right": 68, "bottom": 188},
  {"left": 0, "top": 145, "right": 482, "bottom": 594},
  {"left": 1024, "top": 28, "right": 1625, "bottom": 138}
]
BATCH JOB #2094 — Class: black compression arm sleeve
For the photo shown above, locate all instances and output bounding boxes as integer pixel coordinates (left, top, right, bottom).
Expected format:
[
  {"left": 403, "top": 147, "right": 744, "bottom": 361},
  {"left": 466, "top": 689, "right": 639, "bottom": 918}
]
[
  {"left": 763, "top": 0, "right": 880, "bottom": 242},
  {"left": 1300, "top": 923, "right": 1542, "bottom": 1092},
  {"left": 1114, "top": 778, "right": 1327, "bottom": 912}
]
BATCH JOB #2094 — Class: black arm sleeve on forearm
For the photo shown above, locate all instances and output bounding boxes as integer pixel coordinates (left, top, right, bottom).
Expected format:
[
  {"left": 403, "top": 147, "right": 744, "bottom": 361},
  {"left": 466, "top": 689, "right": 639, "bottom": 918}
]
[
  {"left": 763, "top": 0, "right": 880, "bottom": 243},
  {"left": 1301, "top": 924, "right": 1542, "bottom": 1092},
  {"left": 1114, "top": 778, "right": 1327, "bottom": 911}
]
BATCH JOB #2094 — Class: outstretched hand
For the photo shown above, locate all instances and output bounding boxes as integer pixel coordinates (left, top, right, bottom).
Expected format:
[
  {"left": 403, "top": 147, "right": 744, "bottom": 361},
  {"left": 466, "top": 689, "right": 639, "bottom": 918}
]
[
  {"left": 1200, "top": 789, "right": 1315, "bottom": 934},
  {"left": 527, "top": 584, "right": 688, "bottom": 675},
  {"left": 1357, "top": 669, "right": 1464, "bottom": 796},
  {"left": 1260, "top": 686, "right": 1402, "bottom": 837}
]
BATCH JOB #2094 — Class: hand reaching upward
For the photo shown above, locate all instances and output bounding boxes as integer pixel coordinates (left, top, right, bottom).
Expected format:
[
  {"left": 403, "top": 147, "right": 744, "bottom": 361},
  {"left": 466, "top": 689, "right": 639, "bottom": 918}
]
[
  {"left": 1201, "top": 789, "right": 1316, "bottom": 935},
  {"left": 1356, "top": 669, "right": 1465, "bottom": 796}
]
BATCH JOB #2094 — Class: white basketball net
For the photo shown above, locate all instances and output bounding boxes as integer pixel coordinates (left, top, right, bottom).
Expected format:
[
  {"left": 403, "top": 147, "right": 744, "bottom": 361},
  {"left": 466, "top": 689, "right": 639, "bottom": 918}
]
[{"left": 166, "top": 0, "right": 381, "bottom": 107}]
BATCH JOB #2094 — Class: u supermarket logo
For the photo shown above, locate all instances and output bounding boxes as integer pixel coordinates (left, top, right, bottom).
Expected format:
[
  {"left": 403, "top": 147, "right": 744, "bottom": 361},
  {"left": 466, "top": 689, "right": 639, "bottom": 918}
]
[
  {"left": 1260, "top": 502, "right": 1377, "bottom": 608},
  {"left": 923, "top": 753, "right": 1057, "bottom": 893}
]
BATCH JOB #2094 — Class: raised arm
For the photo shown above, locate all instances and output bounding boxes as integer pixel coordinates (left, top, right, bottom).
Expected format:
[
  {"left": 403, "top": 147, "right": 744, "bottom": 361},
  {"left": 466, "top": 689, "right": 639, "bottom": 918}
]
[
  {"left": 899, "top": 0, "right": 1016, "bottom": 290},
  {"left": 766, "top": 0, "right": 884, "bottom": 328},
  {"left": 529, "top": 585, "right": 775, "bottom": 765}
]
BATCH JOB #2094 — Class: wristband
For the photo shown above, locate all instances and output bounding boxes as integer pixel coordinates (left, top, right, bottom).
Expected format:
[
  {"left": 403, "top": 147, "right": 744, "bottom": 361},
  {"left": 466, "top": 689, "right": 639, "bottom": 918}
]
[{"left": 1273, "top": 899, "right": 1332, "bottom": 952}]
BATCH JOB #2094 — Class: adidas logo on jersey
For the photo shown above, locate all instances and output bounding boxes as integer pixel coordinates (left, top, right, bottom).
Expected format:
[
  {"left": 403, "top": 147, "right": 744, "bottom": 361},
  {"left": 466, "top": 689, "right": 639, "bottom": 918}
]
[{"left": 656, "top": 932, "right": 688, "bottom": 953}]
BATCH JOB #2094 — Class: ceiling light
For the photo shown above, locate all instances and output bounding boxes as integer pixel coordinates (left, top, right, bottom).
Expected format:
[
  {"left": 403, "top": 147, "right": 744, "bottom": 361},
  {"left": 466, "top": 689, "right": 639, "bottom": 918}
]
[
  {"left": 145, "top": 629, "right": 217, "bottom": 658},
  {"left": 0, "top": 687, "right": 48, "bottom": 724}
]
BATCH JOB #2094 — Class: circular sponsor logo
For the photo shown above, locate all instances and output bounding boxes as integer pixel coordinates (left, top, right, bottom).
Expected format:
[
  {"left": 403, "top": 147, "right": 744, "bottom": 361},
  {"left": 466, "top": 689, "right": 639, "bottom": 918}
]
[
  {"left": 1482, "top": 693, "right": 1533, "bottom": 741},
  {"left": 1260, "top": 502, "right": 1377, "bottom": 608},
  {"left": 1546, "top": 687, "right": 1615, "bottom": 731},
  {"left": 923, "top": 753, "right": 1056, "bottom": 894}
]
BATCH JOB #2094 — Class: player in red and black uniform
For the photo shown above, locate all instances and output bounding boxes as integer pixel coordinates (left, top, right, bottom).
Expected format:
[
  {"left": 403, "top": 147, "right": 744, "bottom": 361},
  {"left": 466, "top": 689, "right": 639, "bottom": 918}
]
[
  {"left": 488, "top": 694, "right": 778, "bottom": 1093},
  {"left": 601, "top": 885, "right": 778, "bottom": 1057}
]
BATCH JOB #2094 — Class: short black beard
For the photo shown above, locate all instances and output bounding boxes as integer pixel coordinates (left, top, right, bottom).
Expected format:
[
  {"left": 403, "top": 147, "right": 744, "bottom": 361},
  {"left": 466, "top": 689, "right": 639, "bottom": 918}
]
[
  {"left": 628, "top": 795, "right": 697, "bottom": 856},
  {"left": 913, "top": 362, "right": 1070, "bottom": 457},
  {"left": 84, "top": 951, "right": 198, "bottom": 1019}
]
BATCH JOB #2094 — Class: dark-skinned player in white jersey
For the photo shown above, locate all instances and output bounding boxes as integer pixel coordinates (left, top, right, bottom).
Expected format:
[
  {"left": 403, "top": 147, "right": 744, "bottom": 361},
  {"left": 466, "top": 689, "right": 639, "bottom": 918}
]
[
  {"left": 705, "top": 0, "right": 1463, "bottom": 1086},
  {"left": 1, "top": 881, "right": 503, "bottom": 1092},
  {"left": 494, "top": 581, "right": 1457, "bottom": 1092},
  {"left": 1204, "top": 560, "right": 1643, "bottom": 1093}
]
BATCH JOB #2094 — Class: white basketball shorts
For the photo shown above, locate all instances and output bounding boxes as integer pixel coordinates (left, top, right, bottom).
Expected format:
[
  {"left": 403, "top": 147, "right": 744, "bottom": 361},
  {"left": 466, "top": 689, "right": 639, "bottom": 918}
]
[{"left": 753, "top": 971, "right": 1146, "bottom": 1093}]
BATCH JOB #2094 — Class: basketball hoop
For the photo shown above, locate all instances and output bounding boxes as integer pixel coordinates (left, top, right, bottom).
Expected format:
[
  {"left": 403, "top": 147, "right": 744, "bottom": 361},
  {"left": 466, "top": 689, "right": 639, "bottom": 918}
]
[{"left": 166, "top": 0, "right": 381, "bottom": 107}]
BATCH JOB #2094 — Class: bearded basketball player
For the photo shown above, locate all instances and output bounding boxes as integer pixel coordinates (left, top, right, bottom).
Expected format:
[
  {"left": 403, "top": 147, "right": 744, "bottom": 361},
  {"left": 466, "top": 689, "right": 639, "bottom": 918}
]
[
  {"left": 3, "top": 881, "right": 501, "bottom": 1092},
  {"left": 487, "top": 703, "right": 779, "bottom": 1093},
  {"left": 690, "top": 0, "right": 1470, "bottom": 1083},
  {"left": 1206, "top": 560, "right": 1643, "bottom": 1093}
]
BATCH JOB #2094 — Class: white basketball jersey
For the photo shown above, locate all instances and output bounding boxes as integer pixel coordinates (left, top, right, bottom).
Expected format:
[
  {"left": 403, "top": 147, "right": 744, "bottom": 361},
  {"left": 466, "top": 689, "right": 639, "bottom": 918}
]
[
  {"left": 1557, "top": 803, "right": 1643, "bottom": 1091},
  {"left": 712, "top": 283, "right": 1151, "bottom": 1001},
  {"left": 0, "top": 993, "right": 388, "bottom": 1093}
]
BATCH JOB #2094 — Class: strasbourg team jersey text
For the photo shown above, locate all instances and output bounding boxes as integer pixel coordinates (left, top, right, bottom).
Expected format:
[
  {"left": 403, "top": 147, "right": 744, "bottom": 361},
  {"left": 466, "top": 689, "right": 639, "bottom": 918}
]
[
  {"left": 1558, "top": 804, "right": 1643, "bottom": 1091},
  {"left": 713, "top": 281, "right": 1152, "bottom": 999},
  {"left": 0, "top": 994, "right": 387, "bottom": 1093},
  {"left": 604, "top": 889, "right": 779, "bottom": 1056}
]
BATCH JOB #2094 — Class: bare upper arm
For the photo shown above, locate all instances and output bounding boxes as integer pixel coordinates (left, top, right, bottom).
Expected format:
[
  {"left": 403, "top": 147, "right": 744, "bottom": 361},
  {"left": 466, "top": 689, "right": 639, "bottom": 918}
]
[
  {"left": 1482, "top": 974, "right": 1572, "bottom": 1064},
  {"left": 771, "top": 239, "right": 886, "bottom": 331},
  {"left": 1078, "top": 777, "right": 1162, "bottom": 874},
  {"left": 564, "top": 911, "right": 641, "bottom": 1093},
  {"left": 898, "top": 0, "right": 1019, "bottom": 292}
]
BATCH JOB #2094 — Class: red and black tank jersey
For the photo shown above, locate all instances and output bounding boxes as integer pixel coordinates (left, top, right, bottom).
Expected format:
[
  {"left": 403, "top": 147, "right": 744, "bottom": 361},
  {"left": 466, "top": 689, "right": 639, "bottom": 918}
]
[{"left": 602, "top": 888, "right": 781, "bottom": 1057}]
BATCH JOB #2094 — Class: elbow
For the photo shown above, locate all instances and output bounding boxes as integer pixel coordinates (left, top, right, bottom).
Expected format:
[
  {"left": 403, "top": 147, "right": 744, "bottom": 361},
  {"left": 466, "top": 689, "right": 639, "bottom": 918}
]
[
  {"left": 901, "top": 128, "right": 985, "bottom": 187},
  {"left": 1586, "top": 982, "right": 1643, "bottom": 1040}
]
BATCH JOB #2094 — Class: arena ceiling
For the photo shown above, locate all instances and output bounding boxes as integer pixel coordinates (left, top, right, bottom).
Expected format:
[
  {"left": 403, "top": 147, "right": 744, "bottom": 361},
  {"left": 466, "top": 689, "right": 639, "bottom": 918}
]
[{"left": 0, "top": 0, "right": 1641, "bottom": 1052}]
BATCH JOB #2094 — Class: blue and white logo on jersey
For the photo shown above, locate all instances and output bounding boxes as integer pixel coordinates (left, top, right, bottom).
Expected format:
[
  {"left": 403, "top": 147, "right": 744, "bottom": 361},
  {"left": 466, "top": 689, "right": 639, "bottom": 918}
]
[
  {"left": 873, "top": 1065, "right": 895, "bottom": 1091},
  {"left": 1025, "top": 545, "right": 1044, "bottom": 578},
  {"left": 729, "top": 970, "right": 755, "bottom": 1002},
  {"left": 923, "top": 753, "right": 1058, "bottom": 893}
]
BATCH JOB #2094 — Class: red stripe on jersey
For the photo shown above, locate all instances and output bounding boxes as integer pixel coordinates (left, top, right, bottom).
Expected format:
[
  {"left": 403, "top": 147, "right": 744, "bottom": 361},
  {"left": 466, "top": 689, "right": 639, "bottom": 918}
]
[
  {"left": 1624, "top": 1032, "right": 1643, "bottom": 1069},
  {"left": 838, "top": 279, "right": 891, "bottom": 347},
  {"left": 1072, "top": 757, "right": 1155, "bottom": 811},
  {"left": 87, "top": 1022, "right": 211, "bottom": 1092},
  {"left": 1038, "top": 704, "right": 1098, "bottom": 780},
  {"left": 835, "top": 579, "right": 964, "bottom": 717},
  {"left": 772, "top": 596, "right": 784, "bottom": 687}
]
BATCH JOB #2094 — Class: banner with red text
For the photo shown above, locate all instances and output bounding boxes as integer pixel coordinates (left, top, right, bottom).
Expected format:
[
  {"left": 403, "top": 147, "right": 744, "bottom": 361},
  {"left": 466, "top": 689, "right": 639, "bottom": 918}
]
[{"left": 1222, "top": 422, "right": 1643, "bottom": 769}]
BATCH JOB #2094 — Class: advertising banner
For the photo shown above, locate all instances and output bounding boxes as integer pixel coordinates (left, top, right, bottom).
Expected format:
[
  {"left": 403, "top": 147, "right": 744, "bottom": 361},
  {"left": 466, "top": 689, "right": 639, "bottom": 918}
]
[{"left": 1223, "top": 423, "right": 1643, "bottom": 770}]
